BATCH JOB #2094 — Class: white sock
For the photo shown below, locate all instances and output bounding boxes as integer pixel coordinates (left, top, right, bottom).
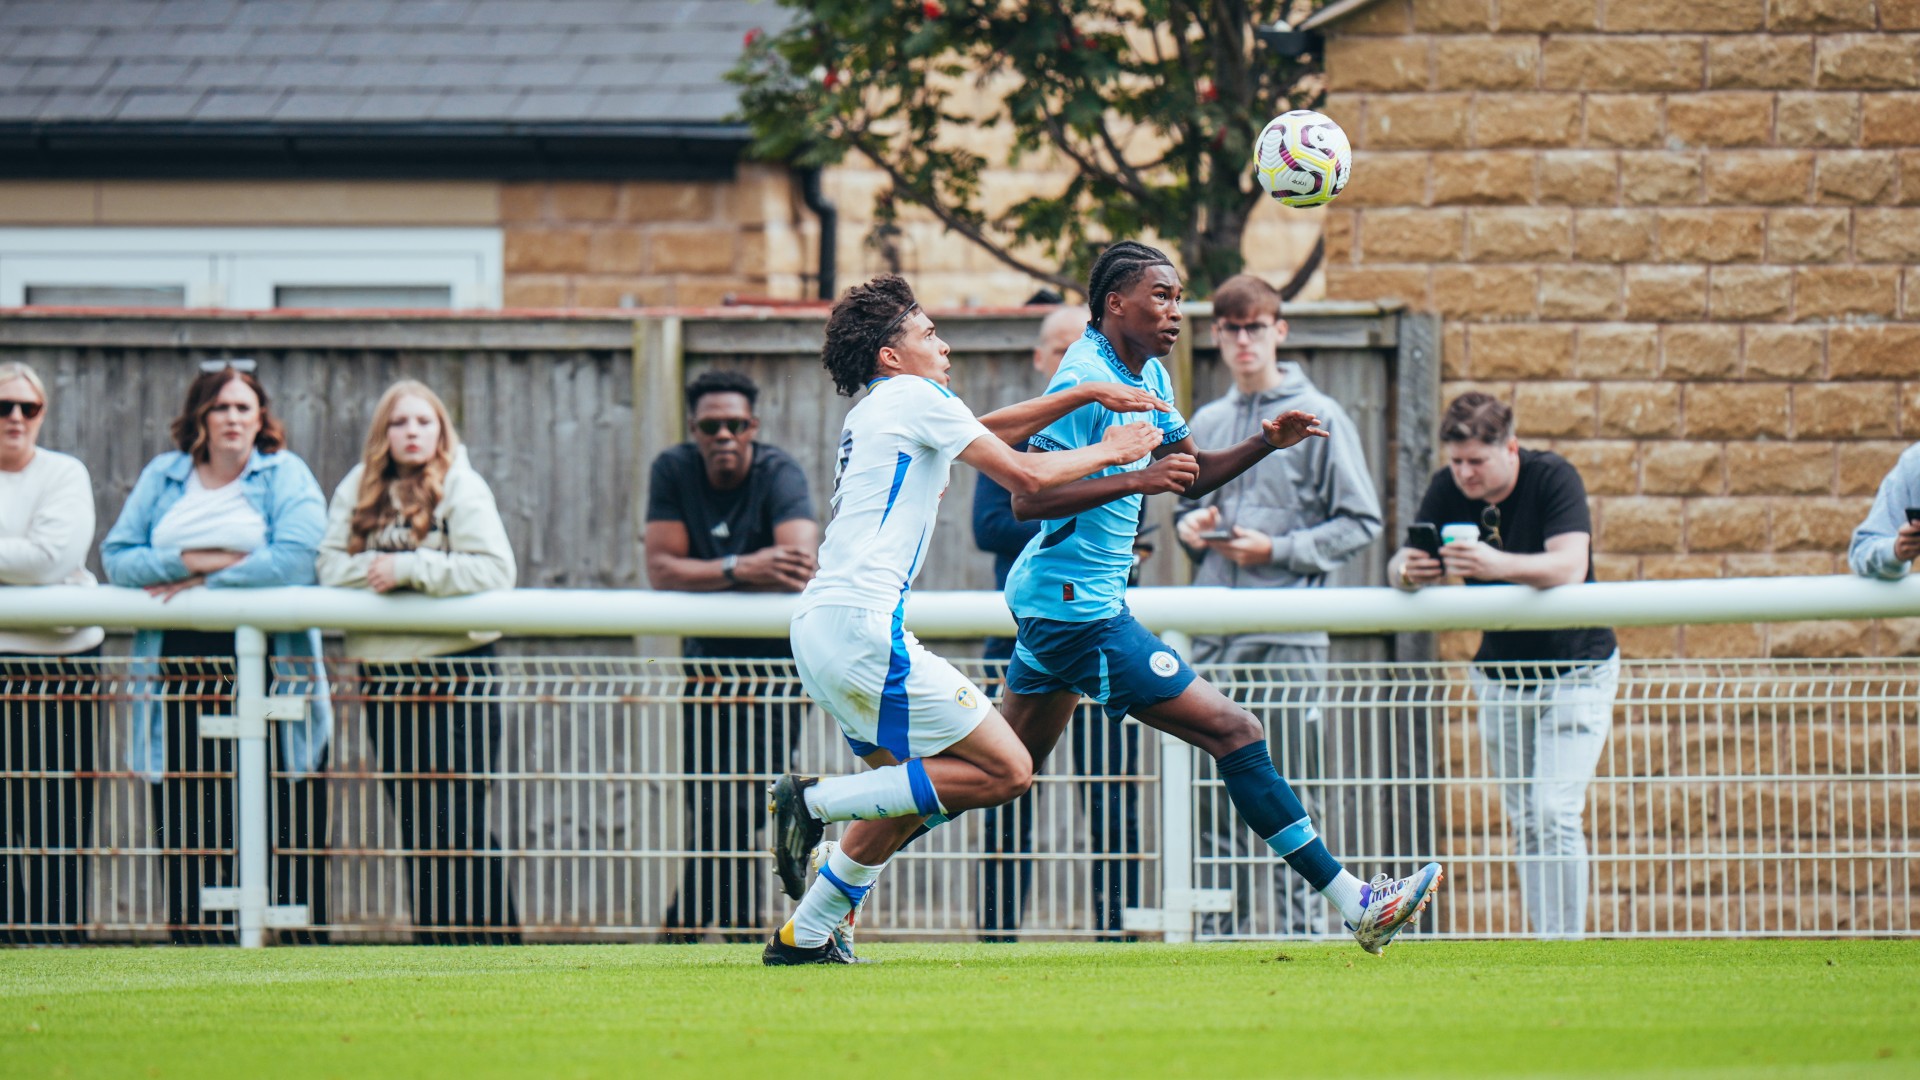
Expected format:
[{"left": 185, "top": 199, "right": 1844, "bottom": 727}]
[
  {"left": 1322, "top": 870, "right": 1368, "bottom": 925},
  {"left": 785, "top": 847, "right": 885, "bottom": 947},
  {"left": 802, "top": 760, "right": 944, "bottom": 822}
]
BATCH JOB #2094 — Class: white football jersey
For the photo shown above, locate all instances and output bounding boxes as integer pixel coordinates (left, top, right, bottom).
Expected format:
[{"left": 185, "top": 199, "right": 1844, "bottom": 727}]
[{"left": 798, "top": 375, "right": 993, "bottom": 616}]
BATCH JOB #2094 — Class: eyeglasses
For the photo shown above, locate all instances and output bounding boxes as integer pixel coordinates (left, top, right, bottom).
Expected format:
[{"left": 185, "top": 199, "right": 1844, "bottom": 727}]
[
  {"left": 694, "top": 418, "right": 751, "bottom": 437},
  {"left": 198, "top": 358, "right": 257, "bottom": 373},
  {"left": 1480, "top": 505, "right": 1503, "bottom": 550},
  {"left": 0, "top": 399, "right": 43, "bottom": 420},
  {"left": 1216, "top": 321, "right": 1274, "bottom": 341}
]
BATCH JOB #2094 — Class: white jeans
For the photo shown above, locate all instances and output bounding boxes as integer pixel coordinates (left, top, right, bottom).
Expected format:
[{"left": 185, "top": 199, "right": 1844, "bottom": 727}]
[{"left": 1471, "top": 652, "right": 1620, "bottom": 940}]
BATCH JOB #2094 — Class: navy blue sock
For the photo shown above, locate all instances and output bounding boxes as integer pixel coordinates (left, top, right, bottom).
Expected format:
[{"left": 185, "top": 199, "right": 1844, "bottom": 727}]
[{"left": 1214, "top": 740, "right": 1344, "bottom": 891}]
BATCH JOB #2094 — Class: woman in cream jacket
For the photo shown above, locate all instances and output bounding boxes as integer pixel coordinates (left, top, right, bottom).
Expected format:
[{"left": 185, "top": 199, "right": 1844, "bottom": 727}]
[{"left": 317, "top": 379, "right": 520, "bottom": 944}]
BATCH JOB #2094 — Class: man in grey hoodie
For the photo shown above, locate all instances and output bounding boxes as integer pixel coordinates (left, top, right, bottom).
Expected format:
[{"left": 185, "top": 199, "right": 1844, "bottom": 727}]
[
  {"left": 1175, "top": 274, "right": 1383, "bottom": 935},
  {"left": 1848, "top": 443, "right": 1920, "bottom": 580}
]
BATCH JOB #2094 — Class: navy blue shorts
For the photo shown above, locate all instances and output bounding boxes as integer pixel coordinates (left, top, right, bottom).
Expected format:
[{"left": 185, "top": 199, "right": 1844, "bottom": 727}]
[{"left": 1005, "top": 609, "right": 1197, "bottom": 721}]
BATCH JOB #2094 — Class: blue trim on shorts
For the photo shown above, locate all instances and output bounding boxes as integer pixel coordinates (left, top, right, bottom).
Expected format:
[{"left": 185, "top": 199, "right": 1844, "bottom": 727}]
[
  {"left": 1267, "top": 816, "right": 1318, "bottom": 858},
  {"left": 905, "top": 758, "right": 941, "bottom": 817},
  {"left": 877, "top": 592, "right": 913, "bottom": 761},
  {"left": 844, "top": 735, "right": 881, "bottom": 757}
]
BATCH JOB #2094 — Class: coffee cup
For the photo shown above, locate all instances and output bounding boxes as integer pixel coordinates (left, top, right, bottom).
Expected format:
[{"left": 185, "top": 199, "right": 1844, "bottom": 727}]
[{"left": 1440, "top": 522, "right": 1479, "bottom": 546}]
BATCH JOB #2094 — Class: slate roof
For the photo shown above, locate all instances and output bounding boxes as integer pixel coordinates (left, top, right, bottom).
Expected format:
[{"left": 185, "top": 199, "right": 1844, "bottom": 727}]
[{"left": 0, "top": 0, "right": 777, "bottom": 128}]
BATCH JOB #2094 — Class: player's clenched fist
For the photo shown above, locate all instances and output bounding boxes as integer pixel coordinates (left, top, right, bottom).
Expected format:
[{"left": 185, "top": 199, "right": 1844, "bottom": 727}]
[
  {"left": 1261, "top": 409, "right": 1330, "bottom": 449},
  {"left": 1134, "top": 452, "right": 1199, "bottom": 495},
  {"left": 1084, "top": 383, "right": 1175, "bottom": 415},
  {"left": 1100, "top": 420, "right": 1162, "bottom": 464}
]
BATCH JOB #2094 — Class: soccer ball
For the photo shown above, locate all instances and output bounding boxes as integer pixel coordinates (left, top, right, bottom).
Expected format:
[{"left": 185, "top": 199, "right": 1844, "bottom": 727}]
[{"left": 1253, "top": 110, "right": 1353, "bottom": 208}]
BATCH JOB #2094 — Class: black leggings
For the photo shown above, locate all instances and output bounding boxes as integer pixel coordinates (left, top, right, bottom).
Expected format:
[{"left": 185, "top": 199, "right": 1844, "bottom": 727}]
[
  {"left": 0, "top": 650, "right": 99, "bottom": 945},
  {"left": 363, "top": 646, "right": 519, "bottom": 944}
]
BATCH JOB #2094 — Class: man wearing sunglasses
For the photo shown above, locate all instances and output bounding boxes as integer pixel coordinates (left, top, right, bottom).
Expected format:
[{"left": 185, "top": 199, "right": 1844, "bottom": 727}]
[
  {"left": 645, "top": 368, "right": 819, "bottom": 941},
  {"left": 1388, "top": 391, "right": 1618, "bottom": 941}
]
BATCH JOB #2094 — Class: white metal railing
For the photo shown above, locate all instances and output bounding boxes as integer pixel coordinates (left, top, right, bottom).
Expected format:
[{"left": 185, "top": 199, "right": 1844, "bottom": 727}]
[{"left": 1, "top": 577, "right": 1916, "bottom": 945}]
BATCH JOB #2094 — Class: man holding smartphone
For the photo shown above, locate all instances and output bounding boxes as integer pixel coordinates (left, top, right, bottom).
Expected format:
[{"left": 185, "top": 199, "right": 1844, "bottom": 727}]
[
  {"left": 1388, "top": 391, "right": 1617, "bottom": 940},
  {"left": 1174, "top": 275, "right": 1383, "bottom": 935},
  {"left": 1847, "top": 445, "right": 1920, "bottom": 579}
]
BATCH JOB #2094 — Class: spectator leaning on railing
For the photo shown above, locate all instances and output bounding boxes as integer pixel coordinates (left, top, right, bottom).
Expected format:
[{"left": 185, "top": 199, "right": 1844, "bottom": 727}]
[
  {"left": 644, "top": 369, "right": 818, "bottom": 940},
  {"left": 0, "top": 361, "right": 103, "bottom": 944},
  {"left": 1848, "top": 443, "right": 1920, "bottom": 580},
  {"left": 1386, "top": 392, "right": 1618, "bottom": 941},
  {"left": 1175, "top": 274, "right": 1383, "bottom": 937},
  {"left": 317, "top": 379, "right": 520, "bottom": 945},
  {"left": 100, "top": 362, "right": 332, "bottom": 945}
]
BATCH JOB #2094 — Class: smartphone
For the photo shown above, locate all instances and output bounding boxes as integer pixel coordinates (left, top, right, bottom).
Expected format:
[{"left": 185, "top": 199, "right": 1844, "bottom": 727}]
[
  {"left": 1906, "top": 507, "right": 1920, "bottom": 526},
  {"left": 1406, "top": 522, "right": 1442, "bottom": 559},
  {"left": 1199, "top": 528, "right": 1235, "bottom": 541}
]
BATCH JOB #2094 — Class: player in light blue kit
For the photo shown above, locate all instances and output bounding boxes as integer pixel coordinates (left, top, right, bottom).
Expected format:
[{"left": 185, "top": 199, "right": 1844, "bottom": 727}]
[
  {"left": 765, "top": 274, "right": 1168, "bottom": 965},
  {"left": 1000, "top": 241, "right": 1443, "bottom": 953}
]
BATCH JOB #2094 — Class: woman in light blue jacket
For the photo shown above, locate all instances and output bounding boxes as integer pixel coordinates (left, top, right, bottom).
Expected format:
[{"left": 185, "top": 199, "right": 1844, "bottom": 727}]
[{"left": 101, "top": 364, "right": 332, "bottom": 945}]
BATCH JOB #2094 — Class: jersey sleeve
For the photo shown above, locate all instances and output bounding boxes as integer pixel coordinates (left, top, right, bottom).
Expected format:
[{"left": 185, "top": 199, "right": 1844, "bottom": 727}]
[
  {"left": 1148, "top": 362, "right": 1190, "bottom": 444},
  {"left": 1028, "top": 363, "right": 1099, "bottom": 453},
  {"left": 904, "top": 379, "right": 994, "bottom": 458}
]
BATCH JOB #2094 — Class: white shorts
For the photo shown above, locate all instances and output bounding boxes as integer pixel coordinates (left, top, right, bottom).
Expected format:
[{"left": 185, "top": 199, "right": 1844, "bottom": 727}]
[{"left": 791, "top": 604, "right": 989, "bottom": 762}]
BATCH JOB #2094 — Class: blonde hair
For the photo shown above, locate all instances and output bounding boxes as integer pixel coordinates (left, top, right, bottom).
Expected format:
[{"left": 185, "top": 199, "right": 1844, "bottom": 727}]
[
  {"left": 0, "top": 361, "right": 48, "bottom": 407},
  {"left": 347, "top": 380, "right": 461, "bottom": 555}
]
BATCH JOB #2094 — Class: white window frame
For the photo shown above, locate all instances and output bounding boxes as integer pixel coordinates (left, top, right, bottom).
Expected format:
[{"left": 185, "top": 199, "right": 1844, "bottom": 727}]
[{"left": 0, "top": 227, "right": 504, "bottom": 310}]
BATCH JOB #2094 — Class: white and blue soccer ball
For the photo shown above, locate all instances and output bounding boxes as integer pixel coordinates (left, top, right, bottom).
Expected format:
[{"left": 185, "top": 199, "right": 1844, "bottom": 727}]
[{"left": 1253, "top": 109, "right": 1353, "bottom": 208}]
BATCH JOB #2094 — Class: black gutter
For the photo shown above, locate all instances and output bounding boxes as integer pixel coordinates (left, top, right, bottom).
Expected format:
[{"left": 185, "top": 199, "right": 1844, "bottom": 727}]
[
  {"left": 0, "top": 122, "right": 752, "bottom": 181},
  {"left": 797, "top": 166, "right": 837, "bottom": 301}
]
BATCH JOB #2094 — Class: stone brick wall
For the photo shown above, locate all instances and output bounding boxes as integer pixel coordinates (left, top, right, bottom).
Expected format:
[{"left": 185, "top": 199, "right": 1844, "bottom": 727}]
[
  {"left": 500, "top": 165, "right": 809, "bottom": 308},
  {"left": 1316, "top": 0, "right": 1920, "bottom": 658}
]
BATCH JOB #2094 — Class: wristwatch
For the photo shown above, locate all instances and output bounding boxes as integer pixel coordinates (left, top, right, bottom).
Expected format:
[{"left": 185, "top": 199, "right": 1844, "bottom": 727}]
[{"left": 721, "top": 554, "right": 738, "bottom": 583}]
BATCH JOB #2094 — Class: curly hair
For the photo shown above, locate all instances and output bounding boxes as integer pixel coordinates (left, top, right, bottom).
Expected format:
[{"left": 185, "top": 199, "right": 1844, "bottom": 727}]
[
  {"left": 821, "top": 274, "right": 921, "bottom": 397},
  {"left": 169, "top": 366, "right": 287, "bottom": 461},
  {"left": 684, "top": 368, "right": 759, "bottom": 413},
  {"left": 1086, "top": 241, "right": 1175, "bottom": 329}
]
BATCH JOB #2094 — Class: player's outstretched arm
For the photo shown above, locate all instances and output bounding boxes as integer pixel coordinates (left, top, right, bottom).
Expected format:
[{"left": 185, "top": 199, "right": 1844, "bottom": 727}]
[
  {"left": 960, "top": 422, "right": 1162, "bottom": 497},
  {"left": 1011, "top": 452, "right": 1200, "bottom": 522},
  {"left": 976, "top": 383, "right": 1173, "bottom": 446},
  {"left": 1172, "top": 409, "right": 1330, "bottom": 499}
]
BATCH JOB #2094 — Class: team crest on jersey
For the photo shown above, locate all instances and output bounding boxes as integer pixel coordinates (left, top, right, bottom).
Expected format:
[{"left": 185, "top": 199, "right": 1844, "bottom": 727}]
[
  {"left": 954, "top": 686, "right": 979, "bottom": 709},
  {"left": 1149, "top": 651, "right": 1179, "bottom": 677}
]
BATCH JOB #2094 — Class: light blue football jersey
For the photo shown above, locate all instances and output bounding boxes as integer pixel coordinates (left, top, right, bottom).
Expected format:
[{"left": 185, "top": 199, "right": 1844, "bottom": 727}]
[{"left": 1004, "top": 328, "right": 1190, "bottom": 623}]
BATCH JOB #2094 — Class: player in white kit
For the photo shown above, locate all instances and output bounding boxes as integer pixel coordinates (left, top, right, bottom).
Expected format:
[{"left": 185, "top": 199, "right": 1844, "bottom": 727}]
[{"left": 765, "top": 274, "right": 1168, "bottom": 965}]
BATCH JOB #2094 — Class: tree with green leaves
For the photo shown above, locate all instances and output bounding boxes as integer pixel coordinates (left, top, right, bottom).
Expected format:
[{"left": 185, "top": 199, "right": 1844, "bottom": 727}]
[{"left": 729, "top": 1, "right": 1328, "bottom": 299}]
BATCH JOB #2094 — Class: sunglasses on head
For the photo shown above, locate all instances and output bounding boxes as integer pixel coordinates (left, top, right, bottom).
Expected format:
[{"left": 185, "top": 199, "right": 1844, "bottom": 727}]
[
  {"left": 0, "top": 400, "right": 43, "bottom": 420},
  {"left": 694, "top": 418, "right": 751, "bottom": 437}
]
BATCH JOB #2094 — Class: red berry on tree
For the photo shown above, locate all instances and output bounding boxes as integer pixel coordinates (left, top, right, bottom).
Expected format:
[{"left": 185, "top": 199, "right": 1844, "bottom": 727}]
[{"left": 922, "top": 1, "right": 943, "bottom": 17}]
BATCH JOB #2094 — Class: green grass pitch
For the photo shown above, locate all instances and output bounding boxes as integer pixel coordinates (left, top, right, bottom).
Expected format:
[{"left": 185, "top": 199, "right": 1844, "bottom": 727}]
[{"left": 3, "top": 940, "right": 1915, "bottom": 1078}]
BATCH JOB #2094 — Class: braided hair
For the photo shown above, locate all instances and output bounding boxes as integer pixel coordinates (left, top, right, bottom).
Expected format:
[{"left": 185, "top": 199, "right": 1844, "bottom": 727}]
[
  {"left": 1086, "top": 241, "right": 1176, "bottom": 329},
  {"left": 821, "top": 274, "right": 922, "bottom": 398}
]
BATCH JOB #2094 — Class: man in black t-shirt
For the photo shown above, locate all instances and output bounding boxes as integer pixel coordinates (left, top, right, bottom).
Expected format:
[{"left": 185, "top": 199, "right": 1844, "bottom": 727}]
[
  {"left": 645, "top": 369, "right": 818, "bottom": 939},
  {"left": 1386, "top": 392, "right": 1619, "bottom": 941}
]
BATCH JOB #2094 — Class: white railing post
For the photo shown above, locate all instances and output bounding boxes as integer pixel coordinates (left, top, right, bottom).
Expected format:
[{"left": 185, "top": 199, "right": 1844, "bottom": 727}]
[
  {"left": 194, "top": 626, "right": 268, "bottom": 947},
  {"left": 196, "top": 625, "right": 311, "bottom": 947},
  {"left": 1122, "top": 629, "right": 1231, "bottom": 943}
]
